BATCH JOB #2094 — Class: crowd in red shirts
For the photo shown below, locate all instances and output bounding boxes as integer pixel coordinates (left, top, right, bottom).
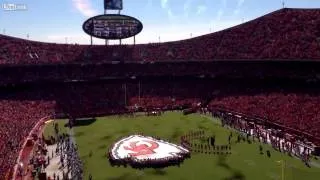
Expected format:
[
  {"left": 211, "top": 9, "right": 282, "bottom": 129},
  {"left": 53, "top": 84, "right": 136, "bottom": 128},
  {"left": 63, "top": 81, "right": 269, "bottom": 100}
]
[
  {"left": 1, "top": 8, "right": 320, "bottom": 64},
  {"left": 209, "top": 93, "right": 320, "bottom": 139},
  {"left": 0, "top": 100, "right": 55, "bottom": 179}
]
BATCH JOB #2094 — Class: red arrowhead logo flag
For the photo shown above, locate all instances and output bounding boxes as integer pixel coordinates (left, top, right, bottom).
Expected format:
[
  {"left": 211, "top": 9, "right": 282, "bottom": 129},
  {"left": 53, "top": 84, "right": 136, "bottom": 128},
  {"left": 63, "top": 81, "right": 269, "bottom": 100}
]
[{"left": 110, "top": 135, "right": 190, "bottom": 160}]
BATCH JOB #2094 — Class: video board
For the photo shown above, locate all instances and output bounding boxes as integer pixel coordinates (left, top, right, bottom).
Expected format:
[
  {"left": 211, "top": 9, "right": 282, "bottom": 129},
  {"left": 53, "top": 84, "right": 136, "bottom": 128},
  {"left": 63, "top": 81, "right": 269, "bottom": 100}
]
[
  {"left": 104, "top": 0, "right": 123, "bottom": 10},
  {"left": 83, "top": 14, "right": 143, "bottom": 40}
]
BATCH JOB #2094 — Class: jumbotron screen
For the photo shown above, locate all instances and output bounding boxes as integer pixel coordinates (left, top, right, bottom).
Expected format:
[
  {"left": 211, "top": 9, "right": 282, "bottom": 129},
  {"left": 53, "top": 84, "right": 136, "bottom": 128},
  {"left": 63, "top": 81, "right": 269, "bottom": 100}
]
[
  {"left": 104, "top": 0, "right": 123, "bottom": 10},
  {"left": 82, "top": 14, "right": 143, "bottom": 40}
]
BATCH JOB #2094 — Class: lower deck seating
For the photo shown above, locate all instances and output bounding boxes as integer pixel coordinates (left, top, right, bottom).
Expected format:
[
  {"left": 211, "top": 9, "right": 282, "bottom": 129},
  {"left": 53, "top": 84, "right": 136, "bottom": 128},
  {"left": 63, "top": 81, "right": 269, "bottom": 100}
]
[{"left": 0, "top": 100, "right": 55, "bottom": 179}]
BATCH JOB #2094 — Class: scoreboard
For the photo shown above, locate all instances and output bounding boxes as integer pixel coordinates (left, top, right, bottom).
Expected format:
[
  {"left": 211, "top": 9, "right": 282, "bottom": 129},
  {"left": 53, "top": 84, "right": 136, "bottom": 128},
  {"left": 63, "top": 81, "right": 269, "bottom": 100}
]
[{"left": 83, "top": 14, "right": 143, "bottom": 40}]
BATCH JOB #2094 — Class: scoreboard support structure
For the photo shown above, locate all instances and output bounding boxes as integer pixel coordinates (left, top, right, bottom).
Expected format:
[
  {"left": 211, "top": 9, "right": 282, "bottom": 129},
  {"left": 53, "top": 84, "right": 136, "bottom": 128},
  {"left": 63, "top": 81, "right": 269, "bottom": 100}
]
[
  {"left": 90, "top": 18, "right": 93, "bottom": 45},
  {"left": 117, "top": 8, "right": 122, "bottom": 45},
  {"left": 104, "top": 7, "right": 122, "bottom": 45},
  {"left": 103, "top": 9, "right": 110, "bottom": 45}
]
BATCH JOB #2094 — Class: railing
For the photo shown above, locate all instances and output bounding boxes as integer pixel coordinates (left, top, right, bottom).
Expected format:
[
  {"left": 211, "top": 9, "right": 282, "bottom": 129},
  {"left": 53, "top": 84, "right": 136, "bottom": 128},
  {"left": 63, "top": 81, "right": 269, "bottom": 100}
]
[
  {"left": 210, "top": 106, "right": 320, "bottom": 145},
  {"left": 12, "top": 116, "right": 51, "bottom": 180}
]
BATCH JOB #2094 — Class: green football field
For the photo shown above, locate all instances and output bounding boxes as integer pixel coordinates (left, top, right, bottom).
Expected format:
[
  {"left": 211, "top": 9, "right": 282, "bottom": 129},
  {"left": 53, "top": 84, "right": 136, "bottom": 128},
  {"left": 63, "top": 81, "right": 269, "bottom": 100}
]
[{"left": 44, "top": 112, "right": 320, "bottom": 180}]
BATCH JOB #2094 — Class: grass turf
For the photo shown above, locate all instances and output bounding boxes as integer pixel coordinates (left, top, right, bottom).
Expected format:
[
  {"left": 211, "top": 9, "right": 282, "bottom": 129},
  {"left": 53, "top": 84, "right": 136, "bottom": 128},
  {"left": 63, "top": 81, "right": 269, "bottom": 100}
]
[{"left": 44, "top": 112, "right": 320, "bottom": 180}]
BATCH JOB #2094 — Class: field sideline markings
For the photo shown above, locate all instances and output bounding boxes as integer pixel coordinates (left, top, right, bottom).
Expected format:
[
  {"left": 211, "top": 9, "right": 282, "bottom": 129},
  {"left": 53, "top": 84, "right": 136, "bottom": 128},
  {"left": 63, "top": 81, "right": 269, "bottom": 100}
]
[
  {"left": 198, "top": 113, "right": 222, "bottom": 125},
  {"left": 199, "top": 114, "right": 320, "bottom": 170}
]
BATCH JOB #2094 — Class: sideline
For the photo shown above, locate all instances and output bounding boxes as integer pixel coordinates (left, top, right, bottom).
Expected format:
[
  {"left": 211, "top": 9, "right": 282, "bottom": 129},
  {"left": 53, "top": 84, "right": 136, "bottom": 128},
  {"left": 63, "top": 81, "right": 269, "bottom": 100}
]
[
  {"left": 198, "top": 113, "right": 222, "bottom": 125},
  {"left": 201, "top": 113, "right": 320, "bottom": 169},
  {"left": 12, "top": 116, "right": 51, "bottom": 180}
]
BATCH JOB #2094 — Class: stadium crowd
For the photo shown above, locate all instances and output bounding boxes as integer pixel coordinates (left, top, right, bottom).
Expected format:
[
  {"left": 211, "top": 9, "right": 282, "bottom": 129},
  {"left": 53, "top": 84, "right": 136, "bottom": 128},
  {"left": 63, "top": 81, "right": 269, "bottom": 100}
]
[
  {"left": 53, "top": 83, "right": 127, "bottom": 118},
  {"left": 0, "top": 100, "right": 55, "bottom": 179},
  {"left": 213, "top": 110, "right": 314, "bottom": 165},
  {"left": 1, "top": 81, "right": 320, "bottom": 179},
  {"left": 1, "top": 7, "right": 320, "bottom": 180},
  {"left": 209, "top": 93, "right": 320, "bottom": 138},
  {"left": 1, "top": 8, "right": 320, "bottom": 64}
]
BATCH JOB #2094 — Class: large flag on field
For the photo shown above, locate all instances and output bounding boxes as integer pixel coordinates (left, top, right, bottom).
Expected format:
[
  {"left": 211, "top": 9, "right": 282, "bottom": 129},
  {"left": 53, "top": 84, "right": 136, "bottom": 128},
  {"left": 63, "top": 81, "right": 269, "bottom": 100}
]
[{"left": 104, "top": 0, "right": 123, "bottom": 10}]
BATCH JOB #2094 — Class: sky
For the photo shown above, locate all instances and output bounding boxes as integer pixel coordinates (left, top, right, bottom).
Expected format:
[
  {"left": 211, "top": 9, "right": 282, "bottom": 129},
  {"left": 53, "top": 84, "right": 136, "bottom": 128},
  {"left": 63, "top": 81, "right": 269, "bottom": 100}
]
[{"left": 0, "top": 0, "right": 320, "bottom": 45}]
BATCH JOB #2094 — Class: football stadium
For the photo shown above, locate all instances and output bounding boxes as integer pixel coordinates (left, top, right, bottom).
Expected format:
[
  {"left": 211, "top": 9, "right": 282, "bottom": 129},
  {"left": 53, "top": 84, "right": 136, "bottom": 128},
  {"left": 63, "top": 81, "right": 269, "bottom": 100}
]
[{"left": 1, "top": 0, "right": 320, "bottom": 180}]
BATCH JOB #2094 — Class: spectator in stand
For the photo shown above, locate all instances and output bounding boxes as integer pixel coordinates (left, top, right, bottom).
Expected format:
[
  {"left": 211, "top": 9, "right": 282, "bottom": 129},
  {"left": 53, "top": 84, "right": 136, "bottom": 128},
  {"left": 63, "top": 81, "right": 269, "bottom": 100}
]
[{"left": 0, "top": 100, "right": 55, "bottom": 179}]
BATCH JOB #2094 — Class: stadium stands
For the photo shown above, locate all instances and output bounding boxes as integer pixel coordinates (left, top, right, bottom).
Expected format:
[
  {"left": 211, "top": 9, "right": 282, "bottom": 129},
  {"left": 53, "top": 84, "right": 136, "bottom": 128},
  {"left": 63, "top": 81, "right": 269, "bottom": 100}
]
[
  {"left": 0, "top": 100, "right": 55, "bottom": 179},
  {"left": 1, "top": 8, "right": 320, "bottom": 64},
  {"left": 1, "top": 7, "right": 320, "bottom": 180},
  {"left": 1, "top": 81, "right": 320, "bottom": 179},
  {"left": 209, "top": 93, "right": 320, "bottom": 138},
  {"left": 53, "top": 83, "right": 127, "bottom": 117}
]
